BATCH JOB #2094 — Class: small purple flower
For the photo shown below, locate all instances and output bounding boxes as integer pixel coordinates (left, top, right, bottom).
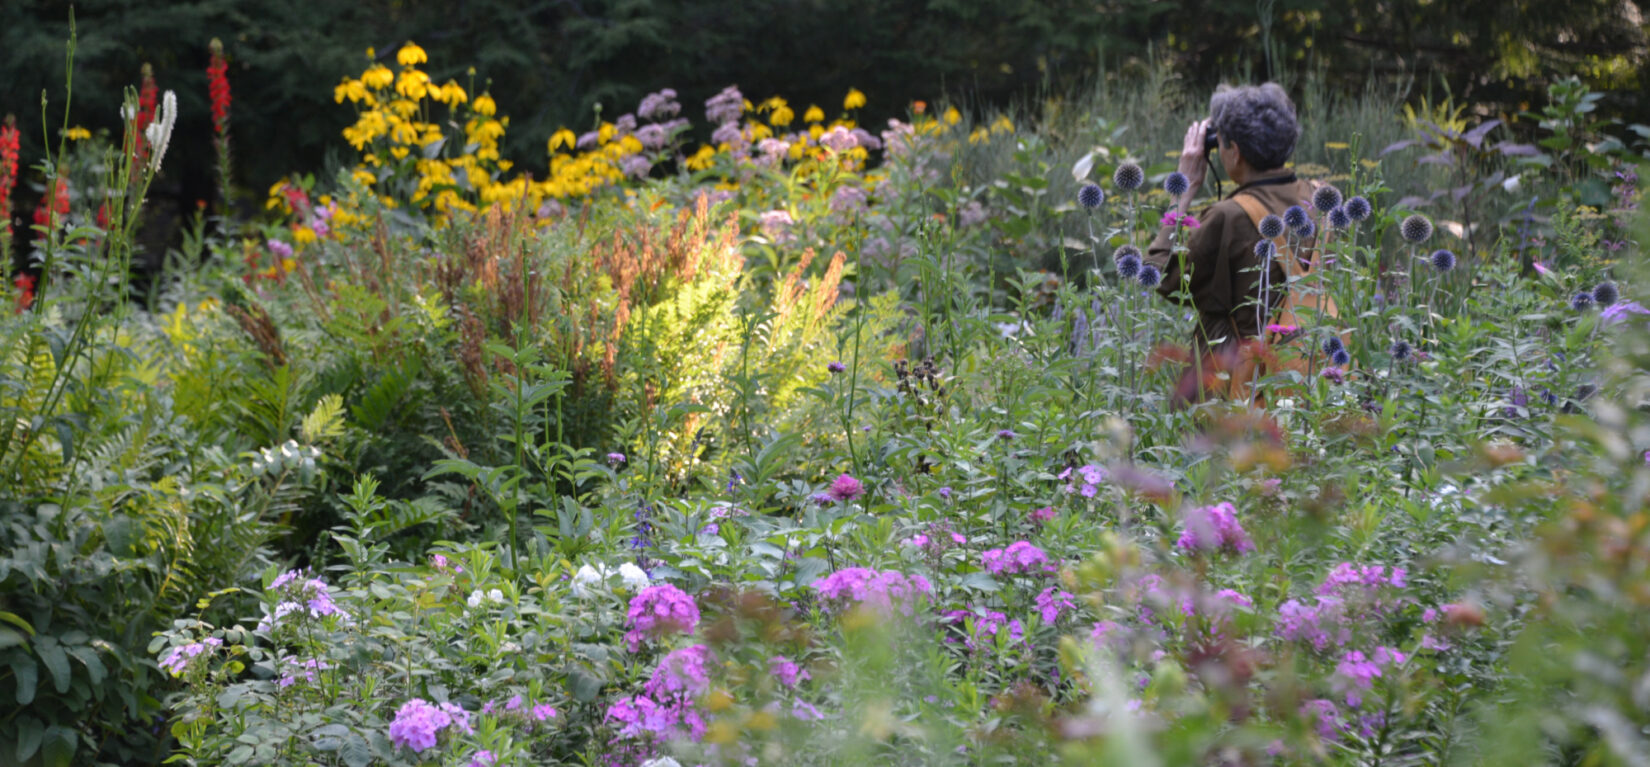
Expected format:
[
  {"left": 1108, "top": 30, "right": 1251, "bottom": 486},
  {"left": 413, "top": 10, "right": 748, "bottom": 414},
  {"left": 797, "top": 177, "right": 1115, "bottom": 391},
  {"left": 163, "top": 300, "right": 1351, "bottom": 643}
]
[
  {"left": 1175, "top": 501, "right": 1254, "bottom": 554},
  {"left": 827, "top": 360, "right": 846, "bottom": 374},
  {"left": 813, "top": 567, "right": 933, "bottom": 615},
  {"left": 267, "top": 239, "right": 294, "bottom": 259},
  {"left": 1036, "top": 586, "right": 1077, "bottom": 624},
  {"left": 624, "top": 584, "right": 700, "bottom": 651},
  {"left": 981, "top": 541, "right": 1052, "bottom": 576},
  {"left": 996, "top": 428, "right": 1018, "bottom": 441},
  {"left": 769, "top": 655, "right": 809, "bottom": 687},
  {"left": 607, "top": 452, "right": 627, "bottom": 465},
  {"left": 389, "top": 698, "right": 452, "bottom": 753}
]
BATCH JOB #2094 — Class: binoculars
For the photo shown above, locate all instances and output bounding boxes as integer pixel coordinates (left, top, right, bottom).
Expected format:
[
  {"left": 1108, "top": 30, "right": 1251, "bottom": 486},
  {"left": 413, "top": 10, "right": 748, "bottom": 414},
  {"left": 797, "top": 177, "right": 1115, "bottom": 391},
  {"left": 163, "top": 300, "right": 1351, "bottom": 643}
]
[{"left": 1203, "top": 128, "right": 1221, "bottom": 154}]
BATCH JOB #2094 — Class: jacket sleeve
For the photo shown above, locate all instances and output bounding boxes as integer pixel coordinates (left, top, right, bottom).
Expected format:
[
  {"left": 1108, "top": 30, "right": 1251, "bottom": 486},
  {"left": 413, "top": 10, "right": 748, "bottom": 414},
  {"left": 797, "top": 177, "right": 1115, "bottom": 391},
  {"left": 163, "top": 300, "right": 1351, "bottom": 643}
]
[{"left": 1145, "top": 203, "right": 1236, "bottom": 313}]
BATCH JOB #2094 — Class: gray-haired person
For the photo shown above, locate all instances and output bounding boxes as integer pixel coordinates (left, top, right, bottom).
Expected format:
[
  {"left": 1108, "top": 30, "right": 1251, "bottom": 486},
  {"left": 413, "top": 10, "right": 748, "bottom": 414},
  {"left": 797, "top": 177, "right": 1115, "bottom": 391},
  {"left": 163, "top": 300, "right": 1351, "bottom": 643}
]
[{"left": 1143, "top": 83, "right": 1327, "bottom": 399}]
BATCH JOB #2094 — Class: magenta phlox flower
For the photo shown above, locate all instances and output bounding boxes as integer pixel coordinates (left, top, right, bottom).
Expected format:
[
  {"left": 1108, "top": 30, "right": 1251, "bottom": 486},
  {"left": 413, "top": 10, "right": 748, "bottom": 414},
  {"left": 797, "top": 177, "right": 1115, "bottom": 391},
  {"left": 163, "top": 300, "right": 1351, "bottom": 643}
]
[
  {"left": 813, "top": 567, "right": 932, "bottom": 615},
  {"left": 159, "top": 637, "right": 223, "bottom": 675},
  {"left": 943, "top": 608, "right": 1026, "bottom": 650},
  {"left": 1029, "top": 506, "right": 1057, "bottom": 525},
  {"left": 1058, "top": 464, "right": 1106, "bottom": 497},
  {"left": 532, "top": 703, "right": 557, "bottom": 722},
  {"left": 981, "top": 541, "right": 1052, "bottom": 576},
  {"left": 624, "top": 584, "right": 701, "bottom": 651},
  {"left": 1334, "top": 646, "right": 1406, "bottom": 707},
  {"left": 644, "top": 644, "right": 713, "bottom": 700},
  {"left": 276, "top": 656, "right": 330, "bottom": 688},
  {"left": 1036, "top": 587, "right": 1077, "bottom": 625},
  {"left": 1301, "top": 698, "right": 1350, "bottom": 742},
  {"left": 1175, "top": 502, "right": 1255, "bottom": 555},
  {"left": 389, "top": 698, "right": 453, "bottom": 753},
  {"left": 769, "top": 655, "right": 809, "bottom": 688},
  {"left": 606, "top": 694, "right": 707, "bottom": 741},
  {"left": 259, "top": 570, "right": 349, "bottom": 632}
]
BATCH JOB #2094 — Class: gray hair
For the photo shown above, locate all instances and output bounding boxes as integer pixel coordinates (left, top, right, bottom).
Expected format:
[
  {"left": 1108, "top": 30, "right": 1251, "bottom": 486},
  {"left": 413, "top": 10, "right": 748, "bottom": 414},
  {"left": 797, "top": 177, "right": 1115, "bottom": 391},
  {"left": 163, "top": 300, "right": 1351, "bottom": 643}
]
[{"left": 1209, "top": 83, "right": 1299, "bottom": 172}]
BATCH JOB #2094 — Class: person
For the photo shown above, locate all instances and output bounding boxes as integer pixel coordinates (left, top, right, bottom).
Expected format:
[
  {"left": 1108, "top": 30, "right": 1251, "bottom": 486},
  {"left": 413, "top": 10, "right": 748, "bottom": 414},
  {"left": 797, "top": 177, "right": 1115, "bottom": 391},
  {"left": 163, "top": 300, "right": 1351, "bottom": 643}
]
[{"left": 1143, "top": 83, "right": 1322, "bottom": 400}]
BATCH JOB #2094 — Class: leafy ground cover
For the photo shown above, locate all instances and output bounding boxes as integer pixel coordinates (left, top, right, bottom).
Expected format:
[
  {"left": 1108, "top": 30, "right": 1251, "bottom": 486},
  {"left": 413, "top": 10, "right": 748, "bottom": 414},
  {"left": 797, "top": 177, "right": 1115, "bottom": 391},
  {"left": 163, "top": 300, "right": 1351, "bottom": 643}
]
[{"left": 2, "top": 31, "right": 1650, "bottom": 767}]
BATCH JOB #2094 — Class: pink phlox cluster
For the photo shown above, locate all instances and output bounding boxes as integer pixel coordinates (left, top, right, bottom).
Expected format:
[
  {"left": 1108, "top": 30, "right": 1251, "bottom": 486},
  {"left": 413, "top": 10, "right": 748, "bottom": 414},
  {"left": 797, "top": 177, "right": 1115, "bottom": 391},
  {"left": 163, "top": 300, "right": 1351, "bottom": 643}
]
[
  {"left": 1029, "top": 506, "right": 1058, "bottom": 525},
  {"left": 259, "top": 569, "right": 349, "bottom": 632},
  {"left": 1300, "top": 698, "right": 1350, "bottom": 742},
  {"left": 981, "top": 541, "right": 1052, "bottom": 576},
  {"left": 943, "top": 609, "right": 1026, "bottom": 650},
  {"left": 276, "top": 656, "right": 330, "bottom": 688},
  {"left": 388, "top": 698, "right": 466, "bottom": 753},
  {"left": 159, "top": 637, "right": 223, "bottom": 675},
  {"left": 1318, "top": 563, "right": 1406, "bottom": 594},
  {"left": 812, "top": 567, "right": 933, "bottom": 615},
  {"left": 1278, "top": 563, "right": 1408, "bottom": 651},
  {"left": 1175, "top": 502, "right": 1255, "bottom": 554},
  {"left": 1036, "top": 587, "right": 1077, "bottom": 625},
  {"left": 903, "top": 522, "right": 965, "bottom": 558},
  {"left": 769, "top": 655, "right": 809, "bottom": 688},
  {"left": 606, "top": 694, "right": 707, "bottom": 742},
  {"left": 1334, "top": 646, "right": 1406, "bottom": 708},
  {"left": 643, "top": 644, "right": 713, "bottom": 701},
  {"left": 624, "top": 584, "right": 701, "bottom": 651},
  {"left": 1057, "top": 464, "right": 1106, "bottom": 498}
]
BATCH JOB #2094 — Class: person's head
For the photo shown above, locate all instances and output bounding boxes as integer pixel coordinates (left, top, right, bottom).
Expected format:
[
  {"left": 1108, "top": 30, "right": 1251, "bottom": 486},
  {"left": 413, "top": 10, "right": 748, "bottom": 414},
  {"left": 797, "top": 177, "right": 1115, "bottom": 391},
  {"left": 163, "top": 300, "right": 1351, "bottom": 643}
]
[{"left": 1209, "top": 83, "right": 1299, "bottom": 178}]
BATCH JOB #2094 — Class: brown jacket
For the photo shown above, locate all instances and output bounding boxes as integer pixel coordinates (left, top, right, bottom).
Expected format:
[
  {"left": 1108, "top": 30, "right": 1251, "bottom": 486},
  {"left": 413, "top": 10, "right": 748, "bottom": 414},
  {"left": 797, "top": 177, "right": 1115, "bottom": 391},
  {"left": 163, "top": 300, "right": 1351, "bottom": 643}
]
[{"left": 1145, "top": 169, "right": 1315, "bottom": 351}]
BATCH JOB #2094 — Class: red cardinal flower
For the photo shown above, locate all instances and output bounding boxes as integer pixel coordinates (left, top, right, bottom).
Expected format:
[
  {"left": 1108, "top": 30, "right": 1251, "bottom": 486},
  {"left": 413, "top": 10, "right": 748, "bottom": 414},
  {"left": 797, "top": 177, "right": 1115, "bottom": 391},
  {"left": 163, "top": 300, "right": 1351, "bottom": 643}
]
[{"left": 207, "top": 39, "right": 231, "bottom": 136}]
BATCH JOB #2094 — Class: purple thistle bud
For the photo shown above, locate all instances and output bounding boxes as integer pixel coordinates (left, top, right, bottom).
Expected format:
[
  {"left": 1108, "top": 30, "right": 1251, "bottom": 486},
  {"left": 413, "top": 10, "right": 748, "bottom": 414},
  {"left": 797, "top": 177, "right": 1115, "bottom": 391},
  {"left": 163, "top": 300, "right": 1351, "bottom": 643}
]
[
  {"left": 1400, "top": 214, "right": 1433, "bottom": 244},
  {"left": 1430, "top": 249, "right": 1457, "bottom": 273},
  {"left": 1078, "top": 183, "right": 1105, "bottom": 209},
  {"left": 1113, "top": 162, "right": 1144, "bottom": 191},
  {"left": 1592, "top": 281, "right": 1620, "bottom": 307},
  {"left": 1137, "top": 264, "right": 1162, "bottom": 288},
  {"left": 1322, "top": 336, "right": 1345, "bottom": 356},
  {"left": 1344, "top": 196, "right": 1372, "bottom": 221},
  {"left": 1113, "top": 244, "right": 1142, "bottom": 260},
  {"left": 1164, "top": 171, "right": 1190, "bottom": 197},
  {"left": 1254, "top": 239, "right": 1277, "bottom": 259},
  {"left": 1328, "top": 205, "right": 1352, "bottom": 229},
  {"left": 1116, "top": 254, "right": 1142, "bottom": 279},
  {"left": 1294, "top": 219, "right": 1316, "bottom": 239},
  {"left": 1283, "top": 205, "right": 1309, "bottom": 229},
  {"left": 1389, "top": 340, "right": 1412, "bottom": 362},
  {"left": 1331, "top": 348, "right": 1351, "bottom": 367},
  {"left": 1312, "top": 184, "right": 1343, "bottom": 213},
  {"left": 1571, "top": 291, "right": 1596, "bottom": 311},
  {"left": 827, "top": 361, "right": 846, "bottom": 374},
  {"left": 1258, "top": 214, "right": 1285, "bottom": 239}
]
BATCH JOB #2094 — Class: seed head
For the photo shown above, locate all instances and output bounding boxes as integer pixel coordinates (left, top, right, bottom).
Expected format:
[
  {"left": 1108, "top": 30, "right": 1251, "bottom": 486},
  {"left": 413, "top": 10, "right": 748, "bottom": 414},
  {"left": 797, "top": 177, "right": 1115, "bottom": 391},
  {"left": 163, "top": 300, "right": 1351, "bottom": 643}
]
[
  {"left": 1078, "top": 183, "right": 1105, "bottom": 209},
  {"left": 1258, "top": 214, "right": 1285, "bottom": 239},
  {"left": 1592, "top": 281, "right": 1620, "bottom": 307},
  {"left": 1312, "top": 184, "right": 1343, "bottom": 213},
  {"left": 1344, "top": 196, "right": 1372, "bottom": 221},
  {"left": 1430, "top": 249, "right": 1457, "bottom": 273},
  {"left": 1400, "top": 214, "right": 1433, "bottom": 244},
  {"left": 1164, "top": 171, "right": 1190, "bottom": 197},
  {"left": 1137, "top": 264, "right": 1162, "bottom": 288},
  {"left": 1112, "top": 162, "right": 1144, "bottom": 192},
  {"left": 1115, "top": 254, "right": 1142, "bottom": 279},
  {"left": 1283, "top": 205, "right": 1309, "bottom": 229}
]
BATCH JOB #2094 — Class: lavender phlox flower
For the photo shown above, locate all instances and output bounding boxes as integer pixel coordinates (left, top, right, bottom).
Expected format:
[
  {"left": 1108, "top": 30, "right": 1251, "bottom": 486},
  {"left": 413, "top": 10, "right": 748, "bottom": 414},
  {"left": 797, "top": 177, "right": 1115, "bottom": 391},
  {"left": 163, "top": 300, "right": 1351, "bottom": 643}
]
[
  {"left": 1036, "top": 586, "right": 1077, "bottom": 624},
  {"left": 705, "top": 85, "right": 745, "bottom": 125},
  {"left": 637, "top": 88, "right": 680, "bottom": 121},
  {"left": 619, "top": 154, "right": 651, "bottom": 179},
  {"left": 643, "top": 644, "right": 713, "bottom": 700},
  {"left": 850, "top": 127, "right": 882, "bottom": 150},
  {"left": 711, "top": 121, "right": 744, "bottom": 147},
  {"left": 1058, "top": 463, "right": 1106, "bottom": 498},
  {"left": 820, "top": 126, "right": 857, "bottom": 152},
  {"left": 635, "top": 123, "right": 668, "bottom": 150},
  {"left": 276, "top": 656, "right": 330, "bottom": 688},
  {"left": 769, "top": 655, "right": 809, "bottom": 688},
  {"left": 389, "top": 698, "right": 454, "bottom": 753},
  {"left": 259, "top": 570, "right": 349, "bottom": 632},
  {"left": 159, "top": 637, "right": 223, "bottom": 675},
  {"left": 943, "top": 608, "right": 1026, "bottom": 650}
]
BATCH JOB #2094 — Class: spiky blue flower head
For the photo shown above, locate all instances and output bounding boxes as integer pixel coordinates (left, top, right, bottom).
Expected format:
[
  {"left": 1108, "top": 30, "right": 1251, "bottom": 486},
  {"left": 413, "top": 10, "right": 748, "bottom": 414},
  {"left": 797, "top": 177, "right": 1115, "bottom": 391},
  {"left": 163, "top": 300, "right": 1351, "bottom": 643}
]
[
  {"left": 1164, "top": 171, "right": 1190, "bottom": 197},
  {"left": 1322, "top": 336, "right": 1345, "bottom": 356},
  {"left": 1328, "top": 205, "right": 1352, "bottom": 229},
  {"left": 1389, "top": 340, "right": 1412, "bottom": 362},
  {"left": 1078, "top": 183, "right": 1105, "bottom": 209},
  {"left": 1592, "top": 281, "right": 1620, "bottom": 307},
  {"left": 1331, "top": 348, "right": 1352, "bottom": 367},
  {"left": 1254, "top": 239, "right": 1276, "bottom": 259},
  {"left": 1137, "top": 264, "right": 1162, "bottom": 288},
  {"left": 1113, "top": 244, "right": 1142, "bottom": 260},
  {"left": 1113, "top": 162, "right": 1144, "bottom": 192},
  {"left": 1344, "top": 196, "right": 1372, "bottom": 222},
  {"left": 1430, "top": 249, "right": 1457, "bottom": 273},
  {"left": 1312, "top": 184, "right": 1343, "bottom": 214},
  {"left": 1283, "top": 205, "right": 1309, "bottom": 229},
  {"left": 1571, "top": 291, "right": 1595, "bottom": 311},
  {"left": 1400, "top": 214, "right": 1433, "bottom": 244},
  {"left": 1258, "top": 214, "right": 1285, "bottom": 239},
  {"left": 1294, "top": 219, "right": 1316, "bottom": 239},
  {"left": 1115, "top": 254, "right": 1142, "bottom": 279}
]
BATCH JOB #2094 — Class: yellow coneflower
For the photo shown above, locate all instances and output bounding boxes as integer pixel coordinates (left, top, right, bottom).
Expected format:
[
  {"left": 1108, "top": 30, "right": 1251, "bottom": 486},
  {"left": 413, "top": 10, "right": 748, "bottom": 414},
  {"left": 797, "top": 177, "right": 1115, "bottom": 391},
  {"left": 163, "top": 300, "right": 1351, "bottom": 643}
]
[
  {"left": 65, "top": 126, "right": 91, "bottom": 141},
  {"left": 844, "top": 88, "right": 866, "bottom": 110},
  {"left": 548, "top": 129, "right": 576, "bottom": 152},
  {"left": 943, "top": 106, "right": 961, "bottom": 126},
  {"left": 803, "top": 105, "right": 825, "bottom": 123},
  {"left": 472, "top": 94, "right": 497, "bottom": 117},
  {"left": 362, "top": 65, "right": 394, "bottom": 90},
  {"left": 397, "top": 43, "right": 428, "bottom": 67}
]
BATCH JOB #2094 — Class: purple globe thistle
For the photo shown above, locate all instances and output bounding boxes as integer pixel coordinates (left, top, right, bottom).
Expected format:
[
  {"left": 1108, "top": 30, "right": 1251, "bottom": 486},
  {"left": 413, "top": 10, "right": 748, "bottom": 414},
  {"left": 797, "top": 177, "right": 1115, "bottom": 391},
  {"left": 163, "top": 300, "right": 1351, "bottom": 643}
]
[
  {"left": 1078, "top": 183, "right": 1105, "bottom": 209},
  {"left": 1254, "top": 239, "right": 1277, "bottom": 259},
  {"left": 1328, "top": 205, "right": 1352, "bottom": 229},
  {"left": 1344, "top": 196, "right": 1372, "bottom": 222},
  {"left": 1283, "top": 205, "right": 1309, "bottom": 229},
  {"left": 1294, "top": 219, "right": 1316, "bottom": 239},
  {"left": 1389, "top": 340, "right": 1412, "bottom": 362},
  {"left": 1322, "top": 336, "right": 1345, "bottom": 356},
  {"left": 1113, "top": 162, "right": 1145, "bottom": 191},
  {"left": 1164, "top": 171, "right": 1190, "bottom": 197},
  {"left": 1571, "top": 291, "right": 1596, "bottom": 311},
  {"left": 1137, "top": 264, "right": 1162, "bottom": 288},
  {"left": 1115, "top": 254, "right": 1142, "bottom": 279},
  {"left": 1400, "top": 214, "right": 1433, "bottom": 244},
  {"left": 828, "top": 473, "right": 865, "bottom": 502},
  {"left": 1258, "top": 214, "right": 1285, "bottom": 239},
  {"left": 1312, "top": 184, "right": 1344, "bottom": 214},
  {"left": 1592, "top": 281, "right": 1620, "bottom": 307},
  {"left": 827, "top": 361, "right": 846, "bottom": 374},
  {"left": 996, "top": 428, "right": 1018, "bottom": 441},
  {"left": 1113, "top": 244, "right": 1142, "bottom": 260},
  {"left": 1430, "top": 249, "right": 1457, "bottom": 273},
  {"left": 1330, "top": 348, "right": 1352, "bottom": 367}
]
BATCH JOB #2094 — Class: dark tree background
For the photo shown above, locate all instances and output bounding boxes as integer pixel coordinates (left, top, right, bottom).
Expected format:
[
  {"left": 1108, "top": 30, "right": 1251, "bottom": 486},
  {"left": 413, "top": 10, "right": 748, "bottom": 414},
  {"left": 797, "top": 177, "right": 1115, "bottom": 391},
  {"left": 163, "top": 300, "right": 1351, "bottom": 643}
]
[{"left": 1, "top": 0, "right": 1645, "bottom": 219}]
